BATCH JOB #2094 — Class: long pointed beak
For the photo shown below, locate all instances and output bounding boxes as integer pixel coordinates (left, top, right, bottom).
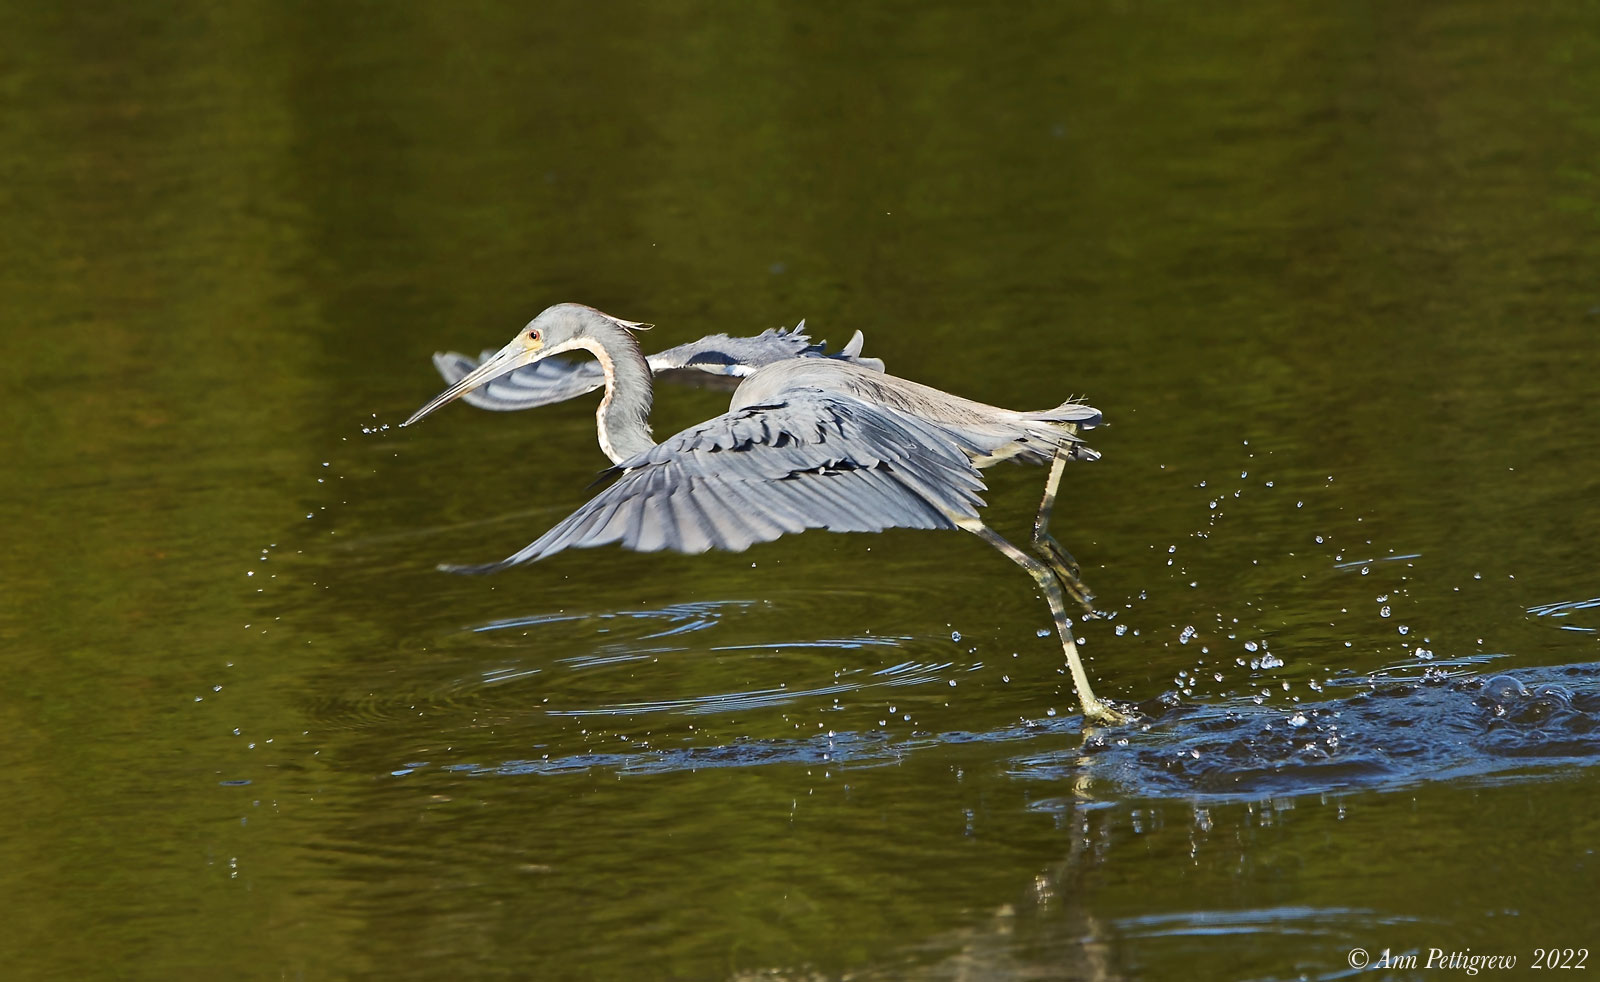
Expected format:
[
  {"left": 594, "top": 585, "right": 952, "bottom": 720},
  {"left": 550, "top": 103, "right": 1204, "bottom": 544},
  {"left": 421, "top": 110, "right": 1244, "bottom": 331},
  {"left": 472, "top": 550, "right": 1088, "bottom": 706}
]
[{"left": 402, "top": 339, "right": 544, "bottom": 427}]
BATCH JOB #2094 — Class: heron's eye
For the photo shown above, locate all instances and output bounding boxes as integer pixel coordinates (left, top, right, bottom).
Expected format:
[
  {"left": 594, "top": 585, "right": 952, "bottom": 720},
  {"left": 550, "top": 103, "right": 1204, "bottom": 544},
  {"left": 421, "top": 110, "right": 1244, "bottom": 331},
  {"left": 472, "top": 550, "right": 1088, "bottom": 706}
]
[{"left": 527, "top": 329, "right": 541, "bottom": 343}]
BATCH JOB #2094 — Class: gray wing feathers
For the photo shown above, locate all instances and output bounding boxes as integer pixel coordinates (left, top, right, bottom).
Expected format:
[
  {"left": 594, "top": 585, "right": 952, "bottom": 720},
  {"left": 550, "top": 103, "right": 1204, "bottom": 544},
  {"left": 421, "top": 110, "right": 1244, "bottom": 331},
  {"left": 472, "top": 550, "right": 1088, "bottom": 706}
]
[
  {"left": 649, "top": 326, "right": 813, "bottom": 376},
  {"left": 432, "top": 323, "right": 885, "bottom": 413},
  {"left": 656, "top": 323, "right": 885, "bottom": 376},
  {"left": 442, "top": 392, "right": 989, "bottom": 574}
]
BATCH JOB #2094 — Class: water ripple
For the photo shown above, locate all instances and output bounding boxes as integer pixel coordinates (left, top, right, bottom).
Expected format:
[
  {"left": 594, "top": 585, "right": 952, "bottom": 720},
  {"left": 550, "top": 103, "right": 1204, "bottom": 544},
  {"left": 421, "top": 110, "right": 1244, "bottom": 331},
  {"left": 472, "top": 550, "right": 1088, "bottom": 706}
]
[
  {"left": 470, "top": 599, "right": 758, "bottom": 638},
  {"left": 426, "top": 662, "right": 1600, "bottom": 799},
  {"left": 448, "top": 729, "right": 908, "bottom": 776},
  {"left": 712, "top": 636, "right": 909, "bottom": 652},
  {"left": 1332, "top": 552, "right": 1422, "bottom": 570},
  {"left": 1110, "top": 905, "right": 1419, "bottom": 940},
  {"left": 308, "top": 597, "right": 952, "bottom": 732},
  {"left": 545, "top": 660, "right": 953, "bottom": 718},
  {"left": 1528, "top": 596, "right": 1600, "bottom": 633}
]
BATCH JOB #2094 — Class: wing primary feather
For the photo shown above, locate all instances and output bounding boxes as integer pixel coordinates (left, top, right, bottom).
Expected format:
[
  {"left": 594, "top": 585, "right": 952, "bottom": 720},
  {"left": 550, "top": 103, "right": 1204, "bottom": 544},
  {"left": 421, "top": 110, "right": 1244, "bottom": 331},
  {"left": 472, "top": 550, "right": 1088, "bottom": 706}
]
[
  {"left": 667, "top": 482, "right": 720, "bottom": 553},
  {"left": 630, "top": 491, "right": 672, "bottom": 553},
  {"left": 688, "top": 483, "right": 761, "bottom": 552},
  {"left": 717, "top": 476, "right": 807, "bottom": 534}
]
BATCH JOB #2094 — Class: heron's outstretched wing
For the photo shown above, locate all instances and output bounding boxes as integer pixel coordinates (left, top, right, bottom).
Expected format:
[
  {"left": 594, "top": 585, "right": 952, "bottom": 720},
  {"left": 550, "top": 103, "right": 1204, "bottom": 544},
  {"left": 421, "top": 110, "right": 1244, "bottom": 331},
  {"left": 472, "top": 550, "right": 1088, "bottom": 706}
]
[
  {"left": 432, "top": 323, "right": 885, "bottom": 412},
  {"left": 443, "top": 391, "right": 988, "bottom": 573},
  {"left": 651, "top": 325, "right": 885, "bottom": 376}
]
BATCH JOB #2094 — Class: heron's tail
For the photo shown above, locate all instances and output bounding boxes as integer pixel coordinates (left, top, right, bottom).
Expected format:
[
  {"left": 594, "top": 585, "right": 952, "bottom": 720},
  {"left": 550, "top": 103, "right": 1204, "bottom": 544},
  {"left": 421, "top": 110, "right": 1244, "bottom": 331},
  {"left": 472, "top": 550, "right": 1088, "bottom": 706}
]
[
  {"left": 1022, "top": 399, "right": 1102, "bottom": 431},
  {"left": 1015, "top": 400, "right": 1102, "bottom": 462}
]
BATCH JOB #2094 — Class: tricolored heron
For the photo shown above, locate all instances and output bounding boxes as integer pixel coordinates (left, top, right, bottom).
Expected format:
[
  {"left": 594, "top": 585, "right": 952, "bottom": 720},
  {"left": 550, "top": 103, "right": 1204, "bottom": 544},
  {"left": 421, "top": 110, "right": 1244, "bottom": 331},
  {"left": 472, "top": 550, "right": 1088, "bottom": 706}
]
[{"left": 404, "top": 303, "right": 1123, "bottom": 722}]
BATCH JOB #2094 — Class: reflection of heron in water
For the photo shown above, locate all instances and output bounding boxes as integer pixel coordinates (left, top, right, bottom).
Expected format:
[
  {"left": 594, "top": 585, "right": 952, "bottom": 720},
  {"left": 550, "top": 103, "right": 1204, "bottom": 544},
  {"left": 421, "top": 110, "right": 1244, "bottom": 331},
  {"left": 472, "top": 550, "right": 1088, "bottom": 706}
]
[{"left": 404, "top": 303, "right": 1123, "bottom": 722}]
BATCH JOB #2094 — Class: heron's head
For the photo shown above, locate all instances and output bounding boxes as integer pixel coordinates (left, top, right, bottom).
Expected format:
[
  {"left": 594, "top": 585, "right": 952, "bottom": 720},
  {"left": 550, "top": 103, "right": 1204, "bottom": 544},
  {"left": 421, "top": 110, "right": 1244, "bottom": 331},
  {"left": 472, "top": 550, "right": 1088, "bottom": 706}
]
[{"left": 401, "top": 304, "right": 652, "bottom": 427}]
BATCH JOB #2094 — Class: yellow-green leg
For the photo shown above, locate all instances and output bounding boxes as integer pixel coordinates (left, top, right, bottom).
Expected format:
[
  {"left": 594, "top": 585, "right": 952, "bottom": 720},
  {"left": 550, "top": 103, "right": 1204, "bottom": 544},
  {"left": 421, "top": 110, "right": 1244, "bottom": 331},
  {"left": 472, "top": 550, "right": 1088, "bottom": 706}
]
[
  {"left": 1032, "top": 444, "right": 1095, "bottom": 615},
  {"left": 960, "top": 518, "right": 1126, "bottom": 724}
]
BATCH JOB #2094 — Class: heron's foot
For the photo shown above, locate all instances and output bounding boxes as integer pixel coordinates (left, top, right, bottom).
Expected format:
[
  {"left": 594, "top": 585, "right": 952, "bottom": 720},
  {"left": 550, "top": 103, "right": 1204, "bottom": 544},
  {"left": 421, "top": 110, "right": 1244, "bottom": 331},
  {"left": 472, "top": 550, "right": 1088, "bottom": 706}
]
[
  {"left": 1034, "top": 534, "right": 1079, "bottom": 576},
  {"left": 1080, "top": 697, "right": 1132, "bottom": 725},
  {"left": 1035, "top": 535, "right": 1096, "bottom": 616}
]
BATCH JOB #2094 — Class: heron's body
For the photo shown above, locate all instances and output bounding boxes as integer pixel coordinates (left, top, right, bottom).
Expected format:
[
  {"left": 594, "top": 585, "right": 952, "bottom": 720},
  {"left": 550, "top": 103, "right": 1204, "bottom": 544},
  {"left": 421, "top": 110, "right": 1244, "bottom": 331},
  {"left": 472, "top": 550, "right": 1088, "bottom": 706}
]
[
  {"left": 733, "top": 359, "right": 1100, "bottom": 468},
  {"left": 404, "top": 304, "right": 1124, "bottom": 722}
]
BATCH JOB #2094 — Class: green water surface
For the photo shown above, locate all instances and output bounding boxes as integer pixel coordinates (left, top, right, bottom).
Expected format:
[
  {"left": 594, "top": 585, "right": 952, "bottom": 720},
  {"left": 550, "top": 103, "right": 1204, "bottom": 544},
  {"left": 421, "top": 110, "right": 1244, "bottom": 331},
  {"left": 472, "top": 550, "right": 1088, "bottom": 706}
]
[{"left": 2, "top": 3, "right": 1598, "bottom": 979}]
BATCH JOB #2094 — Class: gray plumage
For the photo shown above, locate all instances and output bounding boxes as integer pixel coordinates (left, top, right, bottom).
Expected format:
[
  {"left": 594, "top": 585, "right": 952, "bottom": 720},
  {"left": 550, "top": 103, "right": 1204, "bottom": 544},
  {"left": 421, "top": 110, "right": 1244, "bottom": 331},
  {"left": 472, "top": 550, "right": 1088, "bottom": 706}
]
[
  {"left": 402, "top": 303, "right": 1124, "bottom": 722},
  {"left": 461, "top": 359, "right": 1100, "bottom": 571},
  {"left": 431, "top": 322, "right": 884, "bottom": 413}
]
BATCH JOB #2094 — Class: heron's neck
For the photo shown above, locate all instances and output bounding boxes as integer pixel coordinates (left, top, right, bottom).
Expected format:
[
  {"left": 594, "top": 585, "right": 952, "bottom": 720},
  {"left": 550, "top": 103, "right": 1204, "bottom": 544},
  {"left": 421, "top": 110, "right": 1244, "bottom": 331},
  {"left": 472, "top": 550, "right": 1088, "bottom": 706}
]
[{"left": 573, "top": 325, "right": 654, "bottom": 464}]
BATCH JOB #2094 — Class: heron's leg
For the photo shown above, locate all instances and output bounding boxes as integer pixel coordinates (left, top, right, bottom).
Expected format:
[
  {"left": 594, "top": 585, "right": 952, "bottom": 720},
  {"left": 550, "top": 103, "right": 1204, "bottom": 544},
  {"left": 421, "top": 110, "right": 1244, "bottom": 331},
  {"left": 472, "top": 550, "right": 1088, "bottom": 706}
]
[
  {"left": 959, "top": 518, "right": 1126, "bottom": 724},
  {"left": 1032, "top": 444, "right": 1096, "bottom": 614}
]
